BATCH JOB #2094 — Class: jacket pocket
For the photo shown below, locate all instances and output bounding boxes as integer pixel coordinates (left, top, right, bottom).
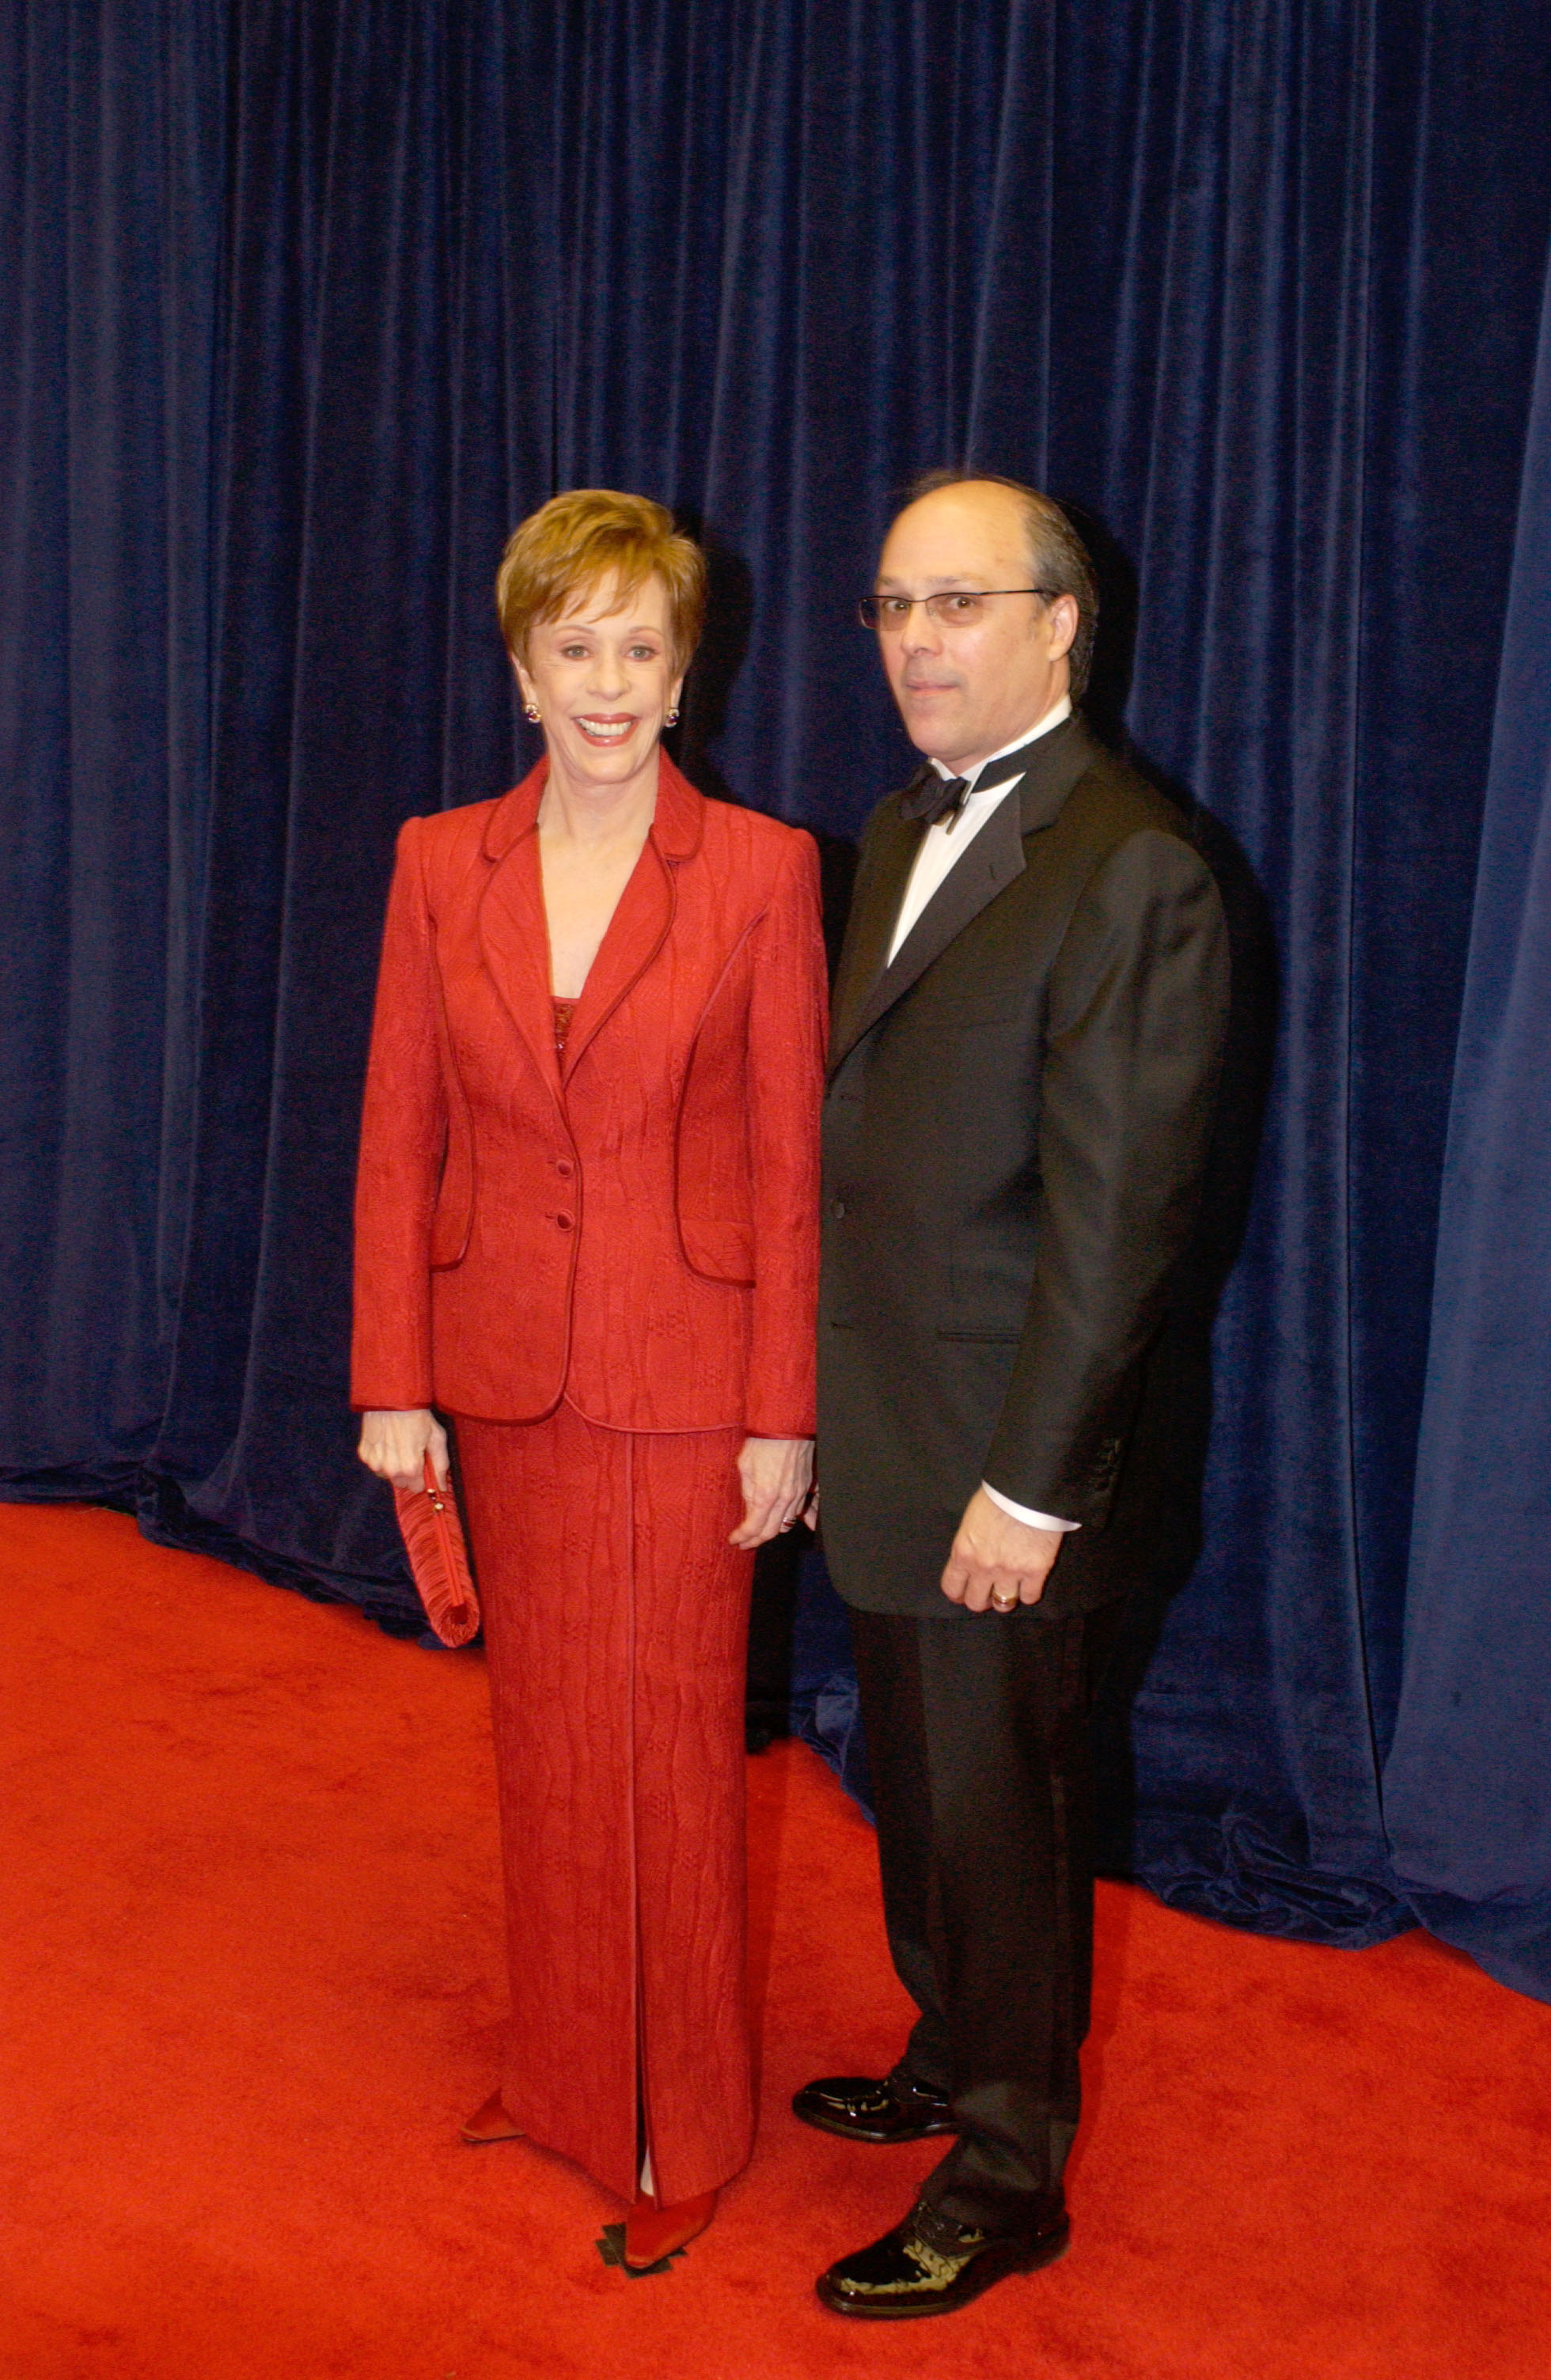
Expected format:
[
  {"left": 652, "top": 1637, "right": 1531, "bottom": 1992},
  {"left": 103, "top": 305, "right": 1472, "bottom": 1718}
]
[
  {"left": 679, "top": 1216, "right": 756, "bottom": 1287},
  {"left": 429, "top": 1127, "right": 474, "bottom": 1268},
  {"left": 430, "top": 1198, "right": 472, "bottom": 1269},
  {"left": 914, "top": 990, "right": 1025, "bottom": 1028}
]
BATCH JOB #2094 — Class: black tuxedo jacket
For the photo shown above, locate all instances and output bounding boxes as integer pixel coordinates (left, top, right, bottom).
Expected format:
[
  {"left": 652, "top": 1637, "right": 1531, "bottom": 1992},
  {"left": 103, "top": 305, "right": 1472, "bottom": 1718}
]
[{"left": 818, "top": 714, "right": 1231, "bottom": 1620}]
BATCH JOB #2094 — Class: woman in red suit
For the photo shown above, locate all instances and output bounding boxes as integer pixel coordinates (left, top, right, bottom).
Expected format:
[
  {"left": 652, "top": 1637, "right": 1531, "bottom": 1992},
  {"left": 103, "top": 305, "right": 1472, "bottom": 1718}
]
[{"left": 352, "top": 490, "right": 826, "bottom": 2269}]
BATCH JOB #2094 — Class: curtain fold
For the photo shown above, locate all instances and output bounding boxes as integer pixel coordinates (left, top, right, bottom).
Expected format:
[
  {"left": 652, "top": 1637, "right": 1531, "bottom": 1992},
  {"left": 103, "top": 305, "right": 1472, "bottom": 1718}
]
[
  {"left": 1382, "top": 248, "right": 1551, "bottom": 1999},
  {"left": 1, "top": 0, "right": 224, "bottom": 1491},
  {"left": 1056, "top": 0, "right": 1403, "bottom": 1935},
  {"left": 3, "top": 0, "right": 1549, "bottom": 1973}
]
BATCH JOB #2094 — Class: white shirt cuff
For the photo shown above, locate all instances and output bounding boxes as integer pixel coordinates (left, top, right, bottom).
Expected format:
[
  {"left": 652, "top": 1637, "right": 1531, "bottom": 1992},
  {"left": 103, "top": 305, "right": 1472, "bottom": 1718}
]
[{"left": 981, "top": 1480, "right": 1080, "bottom": 1533}]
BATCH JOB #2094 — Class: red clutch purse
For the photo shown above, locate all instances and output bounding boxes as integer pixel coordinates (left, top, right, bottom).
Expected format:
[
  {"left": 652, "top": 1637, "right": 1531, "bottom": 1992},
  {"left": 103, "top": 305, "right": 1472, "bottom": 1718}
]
[{"left": 393, "top": 1453, "right": 480, "bottom": 1647}]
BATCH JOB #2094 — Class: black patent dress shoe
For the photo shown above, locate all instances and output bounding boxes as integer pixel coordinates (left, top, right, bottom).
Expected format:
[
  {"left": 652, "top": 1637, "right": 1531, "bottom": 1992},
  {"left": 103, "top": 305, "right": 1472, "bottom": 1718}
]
[
  {"left": 816, "top": 2196, "right": 1070, "bottom": 2320},
  {"left": 791, "top": 2065, "right": 955, "bottom": 2144}
]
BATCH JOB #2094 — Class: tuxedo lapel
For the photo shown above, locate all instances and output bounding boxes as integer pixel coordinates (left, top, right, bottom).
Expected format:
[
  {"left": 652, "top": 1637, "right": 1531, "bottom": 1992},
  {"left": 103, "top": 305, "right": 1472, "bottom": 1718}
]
[
  {"left": 828, "top": 803, "right": 921, "bottom": 1067},
  {"left": 830, "top": 794, "right": 1025, "bottom": 1072},
  {"left": 1014, "top": 714, "right": 1101, "bottom": 836},
  {"left": 827, "top": 715, "right": 1102, "bottom": 1078}
]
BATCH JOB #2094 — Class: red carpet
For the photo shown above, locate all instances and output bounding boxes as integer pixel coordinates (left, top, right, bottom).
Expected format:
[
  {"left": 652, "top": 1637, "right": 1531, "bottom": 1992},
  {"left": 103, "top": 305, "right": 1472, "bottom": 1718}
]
[{"left": 2, "top": 1503, "right": 1548, "bottom": 2379}]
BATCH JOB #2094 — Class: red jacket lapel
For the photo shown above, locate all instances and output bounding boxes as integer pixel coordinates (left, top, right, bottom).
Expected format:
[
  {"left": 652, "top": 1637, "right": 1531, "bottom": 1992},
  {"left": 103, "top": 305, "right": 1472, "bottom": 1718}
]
[
  {"left": 559, "top": 755, "right": 704, "bottom": 1083},
  {"left": 475, "top": 750, "right": 708, "bottom": 1093},
  {"left": 476, "top": 759, "right": 562, "bottom": 1096}
]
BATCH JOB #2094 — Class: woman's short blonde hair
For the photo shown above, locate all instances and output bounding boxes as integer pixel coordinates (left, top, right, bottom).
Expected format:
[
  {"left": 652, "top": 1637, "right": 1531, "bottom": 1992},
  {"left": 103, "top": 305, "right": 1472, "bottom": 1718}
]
[{"left": 495, "top": 488, "right": 707, "bottom": 670}]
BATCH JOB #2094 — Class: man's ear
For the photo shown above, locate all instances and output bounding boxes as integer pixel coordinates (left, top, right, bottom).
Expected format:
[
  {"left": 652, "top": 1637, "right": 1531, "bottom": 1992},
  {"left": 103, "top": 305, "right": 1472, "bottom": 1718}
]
[{"left": 1045, "top": 594, "right": 1079, "bottom": 663}]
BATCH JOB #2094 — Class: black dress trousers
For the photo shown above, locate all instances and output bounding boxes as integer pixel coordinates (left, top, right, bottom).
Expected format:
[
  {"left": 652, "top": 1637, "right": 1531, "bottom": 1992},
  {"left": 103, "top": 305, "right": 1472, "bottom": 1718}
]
[{"left": 848, "top": 1596, "right": 1128, "bottom": 2237}]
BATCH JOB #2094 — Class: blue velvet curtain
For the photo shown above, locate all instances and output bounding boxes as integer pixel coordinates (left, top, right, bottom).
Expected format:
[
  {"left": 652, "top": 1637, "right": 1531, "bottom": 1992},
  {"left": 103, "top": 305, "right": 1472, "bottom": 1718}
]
[
  {"left": 1382, "top": 250, "right": 1551, "bottom": 2002},
  {"left": 3, "top": 1, "right": 1549, "bottom": 1986}
]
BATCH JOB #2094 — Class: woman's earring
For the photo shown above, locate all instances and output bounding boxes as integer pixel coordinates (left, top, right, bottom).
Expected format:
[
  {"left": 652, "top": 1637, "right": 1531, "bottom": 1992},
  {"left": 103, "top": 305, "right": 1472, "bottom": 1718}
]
[
  {"left": 524, "top": 702, "right": 540, "bottom": 723},
  {"left": 665, "top": 706, "right": 680, "bottom": 727}
]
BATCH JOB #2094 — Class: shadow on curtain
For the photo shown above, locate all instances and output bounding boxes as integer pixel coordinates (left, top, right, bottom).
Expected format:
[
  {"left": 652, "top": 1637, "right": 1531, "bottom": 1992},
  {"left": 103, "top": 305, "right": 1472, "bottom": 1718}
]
[{"left": 2, "top": 0, "right": 1549, "bottom": 1984}]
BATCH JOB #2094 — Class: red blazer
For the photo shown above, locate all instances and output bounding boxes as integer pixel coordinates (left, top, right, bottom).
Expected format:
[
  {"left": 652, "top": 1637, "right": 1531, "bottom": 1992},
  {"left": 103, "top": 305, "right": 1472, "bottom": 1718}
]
[{"left": 351, "top": 754, "right": 826, "bottom": 1436}]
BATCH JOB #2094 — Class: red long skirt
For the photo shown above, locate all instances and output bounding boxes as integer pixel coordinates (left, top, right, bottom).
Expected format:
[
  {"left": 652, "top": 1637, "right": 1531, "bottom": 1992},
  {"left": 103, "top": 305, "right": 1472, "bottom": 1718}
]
[{"left": 455, "top": 1403, "right": 755, "bottom": 2205}]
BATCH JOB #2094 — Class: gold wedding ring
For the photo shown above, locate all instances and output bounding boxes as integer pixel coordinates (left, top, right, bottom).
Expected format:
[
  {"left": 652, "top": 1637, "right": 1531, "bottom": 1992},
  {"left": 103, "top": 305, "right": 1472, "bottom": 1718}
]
[{"left": 992, "top": 1591, "right": 1018, "bottom": 1612}]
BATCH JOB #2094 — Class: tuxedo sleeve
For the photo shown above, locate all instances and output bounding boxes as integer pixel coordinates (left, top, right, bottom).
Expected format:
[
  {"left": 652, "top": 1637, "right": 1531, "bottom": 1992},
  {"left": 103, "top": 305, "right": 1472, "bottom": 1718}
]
[
  {"left": 981, "top": 828, "right": 1229, "bottom": 1525},
  {"left": 743, "top": 831, "right": 827, "bottom": 1439},
  {"left": 351, "top": 815, "right": 446, "bottom": 1410}
]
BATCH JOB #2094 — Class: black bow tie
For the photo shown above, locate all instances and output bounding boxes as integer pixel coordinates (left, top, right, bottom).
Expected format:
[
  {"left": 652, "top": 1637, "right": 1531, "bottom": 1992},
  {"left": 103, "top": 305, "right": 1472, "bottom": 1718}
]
[
  {"left": 900, "top": 765, "right": 975, "bottom": 831},
  {"left": 898, "top": 723, "right": 1064, "bottom": 832}
]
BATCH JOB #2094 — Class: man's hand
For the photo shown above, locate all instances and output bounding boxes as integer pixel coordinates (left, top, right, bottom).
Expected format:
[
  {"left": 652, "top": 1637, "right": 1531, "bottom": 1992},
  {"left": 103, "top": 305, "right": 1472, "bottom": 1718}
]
[
  {"left": 941, "top": 1487, "right": 1064, "bottom": 1613},
  {"left": 358, "top": 1408, "right": 449, "bottom": 1495},
  {"left": 730, "top": 1437, "right": 815, "bottom": 1548}
]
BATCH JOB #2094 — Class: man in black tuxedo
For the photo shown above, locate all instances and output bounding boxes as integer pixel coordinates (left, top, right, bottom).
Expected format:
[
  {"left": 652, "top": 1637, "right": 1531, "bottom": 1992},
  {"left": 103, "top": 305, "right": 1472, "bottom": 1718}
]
[{"left": 802, "top": 474, "right": 1230, "bottom": 2319}]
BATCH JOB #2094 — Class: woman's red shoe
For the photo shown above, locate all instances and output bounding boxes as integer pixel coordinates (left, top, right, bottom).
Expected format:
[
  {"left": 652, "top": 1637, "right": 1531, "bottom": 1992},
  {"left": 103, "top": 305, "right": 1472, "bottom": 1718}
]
[
  {"left": 623, "top": 2188, "right": 718, "bottom": 2269},
  {"left": 458, "top": 2092, "right": 523, "bottom": 2144}
]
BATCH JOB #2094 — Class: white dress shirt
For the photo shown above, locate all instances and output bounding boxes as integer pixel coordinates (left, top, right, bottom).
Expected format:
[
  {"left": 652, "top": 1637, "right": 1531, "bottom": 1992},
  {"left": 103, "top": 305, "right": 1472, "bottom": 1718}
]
[
  {"left": 886, "top": 696, "right": 1072, "bottom": 964},
  {"left": 887, "top": 696, "right": 1079, "bottom": 1537}
]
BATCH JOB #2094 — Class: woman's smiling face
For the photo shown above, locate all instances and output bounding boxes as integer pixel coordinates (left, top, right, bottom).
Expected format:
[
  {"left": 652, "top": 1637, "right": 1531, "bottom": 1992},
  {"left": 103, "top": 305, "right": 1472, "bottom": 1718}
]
[{"left": 517, "top": 572, "right": 683, "bottom": 794}]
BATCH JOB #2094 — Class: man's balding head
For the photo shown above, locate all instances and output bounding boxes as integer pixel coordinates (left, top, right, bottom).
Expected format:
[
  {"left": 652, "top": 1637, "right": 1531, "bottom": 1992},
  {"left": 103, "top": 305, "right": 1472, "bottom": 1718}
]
[
  {"left": 901, "top": 474, "right": 1098, "bottom": 696},
  {"left": 870, "top": 477, "right": 1096, "bottom": 772}
]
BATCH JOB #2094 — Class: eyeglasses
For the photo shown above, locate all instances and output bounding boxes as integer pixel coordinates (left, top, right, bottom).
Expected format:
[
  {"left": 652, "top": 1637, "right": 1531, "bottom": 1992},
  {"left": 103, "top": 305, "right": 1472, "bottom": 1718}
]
[{"left": 858, "top": 588, "right": 1058, "bottom": 633}]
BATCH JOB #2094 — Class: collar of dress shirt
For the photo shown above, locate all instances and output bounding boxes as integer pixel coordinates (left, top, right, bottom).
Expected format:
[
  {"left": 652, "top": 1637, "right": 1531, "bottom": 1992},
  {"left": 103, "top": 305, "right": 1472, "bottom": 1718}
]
[
  {"left": 926, "top": 693, "right": 1073, "bottom": 795},
  {"left": 885, "top": 695, "right": 1076, "bottom": 969}
]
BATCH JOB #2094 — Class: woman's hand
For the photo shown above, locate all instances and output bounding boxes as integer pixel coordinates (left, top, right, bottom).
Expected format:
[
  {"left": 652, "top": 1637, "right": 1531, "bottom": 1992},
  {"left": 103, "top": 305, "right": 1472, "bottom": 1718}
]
[
  {"left": 358, "top": 1408, "right": 449, "bottom": 1495},
  {"left": 730, "top": 1436, "right": 815, "bottom": 1549}
]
